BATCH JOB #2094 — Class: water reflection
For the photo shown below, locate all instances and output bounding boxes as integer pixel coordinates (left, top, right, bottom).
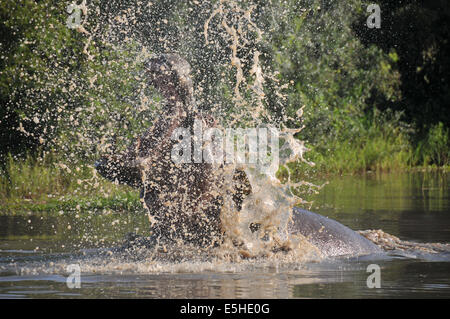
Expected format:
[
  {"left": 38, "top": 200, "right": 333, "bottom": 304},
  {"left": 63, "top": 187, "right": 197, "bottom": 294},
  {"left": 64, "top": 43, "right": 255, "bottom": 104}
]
[
  {"left": 0, "top": 172, "right": 449, "bottom": 298},
  {"left": 310, "top": 171, "right": 450, "bottom": 243}
]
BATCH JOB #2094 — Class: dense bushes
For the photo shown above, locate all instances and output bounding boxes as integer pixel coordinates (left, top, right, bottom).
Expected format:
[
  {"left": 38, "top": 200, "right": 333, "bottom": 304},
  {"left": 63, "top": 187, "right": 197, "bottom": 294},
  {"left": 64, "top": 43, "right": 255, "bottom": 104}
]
[{"left": 269, "top": 0, "right": 449, "bottom": 171}]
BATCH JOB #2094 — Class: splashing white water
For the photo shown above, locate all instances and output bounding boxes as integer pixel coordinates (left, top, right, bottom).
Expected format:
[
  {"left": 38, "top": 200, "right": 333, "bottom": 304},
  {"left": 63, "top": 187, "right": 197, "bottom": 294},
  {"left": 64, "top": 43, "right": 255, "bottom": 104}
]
[{"left": 202, "top": 1, "right": 324, "bottom": 259}]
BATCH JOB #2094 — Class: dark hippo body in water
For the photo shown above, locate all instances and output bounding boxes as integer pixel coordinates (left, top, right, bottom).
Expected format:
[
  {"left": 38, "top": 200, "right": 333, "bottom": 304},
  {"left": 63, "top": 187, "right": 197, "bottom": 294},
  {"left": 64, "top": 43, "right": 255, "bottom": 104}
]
[{"left": 289, "top": 208, "right": 382, "bottom": 257}]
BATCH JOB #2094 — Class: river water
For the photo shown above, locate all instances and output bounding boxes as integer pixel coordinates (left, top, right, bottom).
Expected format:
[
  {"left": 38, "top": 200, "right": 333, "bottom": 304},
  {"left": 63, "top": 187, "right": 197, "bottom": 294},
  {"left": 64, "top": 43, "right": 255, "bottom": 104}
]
[{"left": 0, "top": 171, "right": 449, "bottom": 298}]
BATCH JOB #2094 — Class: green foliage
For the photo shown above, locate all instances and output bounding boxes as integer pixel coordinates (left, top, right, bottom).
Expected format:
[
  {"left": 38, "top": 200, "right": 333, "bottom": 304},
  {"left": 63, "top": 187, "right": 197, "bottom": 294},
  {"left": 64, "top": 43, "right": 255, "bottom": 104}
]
[
  {"left": 0, "top": 0, "right": 165, "bottom": 166},
  {"left": 356, "top": 0, "right": 450, "bottom": 135},
  {"left": 269, "top": 0, "right": 401, "bottom": 143},
  {"left": 0, "top": 152, "right": 139, "bottom": 211},
  {"left": 414, "top": 122, "right": 450, "bottom": 166},
  {"left": 284, "top": 111, "right": 413, "bottom": 178},
  {"left": 0, "top": 0, "right": 87, "bottom": 162},
  {"left": 56, "top": 41, "right": 160, "bottom": 161}
]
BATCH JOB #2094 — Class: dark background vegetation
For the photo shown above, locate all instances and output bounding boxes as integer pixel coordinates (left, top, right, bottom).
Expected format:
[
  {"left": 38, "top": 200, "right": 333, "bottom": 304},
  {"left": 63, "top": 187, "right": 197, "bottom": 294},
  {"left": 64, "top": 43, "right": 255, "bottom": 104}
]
[{"left": 0, "top": 0, "right": 449, "bottom": 199}]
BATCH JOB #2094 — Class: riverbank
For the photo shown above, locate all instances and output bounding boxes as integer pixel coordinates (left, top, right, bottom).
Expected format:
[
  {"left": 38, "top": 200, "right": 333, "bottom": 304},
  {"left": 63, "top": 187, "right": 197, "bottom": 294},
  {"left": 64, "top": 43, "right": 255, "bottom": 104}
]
[
  {"left": 1, "top": 152, "right": 448, "bottom": 215},
  {"left": 0, "top": 155, "right": 142, "bottom": 215}
]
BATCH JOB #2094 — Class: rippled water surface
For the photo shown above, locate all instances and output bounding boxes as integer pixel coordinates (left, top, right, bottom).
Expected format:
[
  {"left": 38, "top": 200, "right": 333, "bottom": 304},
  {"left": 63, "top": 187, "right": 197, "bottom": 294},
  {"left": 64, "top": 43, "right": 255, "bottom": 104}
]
[{"left": 1, "top": 172, "right": 449, "bottom": 298}]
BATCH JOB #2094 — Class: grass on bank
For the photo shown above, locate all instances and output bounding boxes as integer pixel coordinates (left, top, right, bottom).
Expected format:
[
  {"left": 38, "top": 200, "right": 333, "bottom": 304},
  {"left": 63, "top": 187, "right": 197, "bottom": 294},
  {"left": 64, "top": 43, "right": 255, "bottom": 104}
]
[
  {"left": 0, "top": 154, "right": 141, "bottom": 215},
  {"left": 282, "top": 120, "right": 450, "bottom": 182}
]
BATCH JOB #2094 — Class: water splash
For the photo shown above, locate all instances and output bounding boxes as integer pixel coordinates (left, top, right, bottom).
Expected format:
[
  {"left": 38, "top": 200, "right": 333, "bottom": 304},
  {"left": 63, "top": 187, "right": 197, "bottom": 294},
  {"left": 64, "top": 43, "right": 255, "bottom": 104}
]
[{"left": 201, "top": 1, "right": 324, "bottom": 259}]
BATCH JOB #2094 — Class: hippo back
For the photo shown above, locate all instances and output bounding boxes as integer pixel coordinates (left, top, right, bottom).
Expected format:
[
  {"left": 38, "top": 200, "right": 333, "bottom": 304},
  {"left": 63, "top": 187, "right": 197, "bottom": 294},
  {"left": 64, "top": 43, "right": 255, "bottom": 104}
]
[{"left": 289, "top": 208, "right": 382, "bottom": 257}]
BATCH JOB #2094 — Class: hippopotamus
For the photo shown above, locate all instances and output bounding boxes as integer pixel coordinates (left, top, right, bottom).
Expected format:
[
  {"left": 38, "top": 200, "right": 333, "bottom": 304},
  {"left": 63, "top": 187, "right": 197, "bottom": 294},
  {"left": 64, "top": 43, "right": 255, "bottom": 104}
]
[
  {"left": 95, "top": 53, "right": 228, "bottom": 247},
  {"left": 95, "top": 53, "right": 381, "bottom": 257},
  {"left": 289, "top": 208, "right": 382, "bottom": 257}
]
